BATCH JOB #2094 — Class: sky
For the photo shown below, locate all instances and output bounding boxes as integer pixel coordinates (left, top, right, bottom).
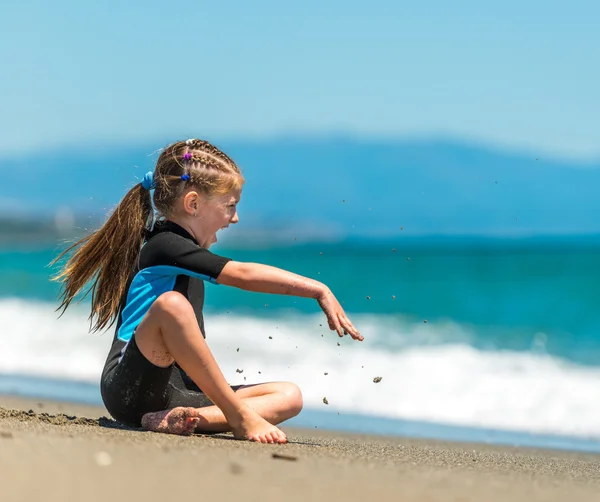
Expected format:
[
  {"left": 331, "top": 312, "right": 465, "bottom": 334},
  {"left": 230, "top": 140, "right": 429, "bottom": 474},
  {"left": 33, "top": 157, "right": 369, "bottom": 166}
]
[{"left": 1, "top": 0, "right": 599, "bottom": 160}]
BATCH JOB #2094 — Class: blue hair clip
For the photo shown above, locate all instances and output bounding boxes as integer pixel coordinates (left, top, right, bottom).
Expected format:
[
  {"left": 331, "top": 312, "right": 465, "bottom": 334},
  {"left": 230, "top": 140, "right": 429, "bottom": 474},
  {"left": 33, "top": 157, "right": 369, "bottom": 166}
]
[
  {"left": 181, "top": 174, "right": 190, "bottom": 182},
  {"left": 141, "top": 171, "right": 156, "bottom": 190}
]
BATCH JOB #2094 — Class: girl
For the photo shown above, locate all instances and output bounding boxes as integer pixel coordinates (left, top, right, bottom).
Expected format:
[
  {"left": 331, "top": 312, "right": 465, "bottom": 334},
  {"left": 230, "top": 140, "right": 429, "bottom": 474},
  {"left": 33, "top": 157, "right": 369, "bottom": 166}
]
[{"left": 52, "top": 138, "right": 362, "bottom": 444}]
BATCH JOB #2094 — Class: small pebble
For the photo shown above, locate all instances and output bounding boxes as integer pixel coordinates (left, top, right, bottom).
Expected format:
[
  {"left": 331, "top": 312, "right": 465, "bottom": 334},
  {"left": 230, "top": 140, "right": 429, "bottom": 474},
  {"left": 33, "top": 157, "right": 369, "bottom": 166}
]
[
  {"left": 272, "top": 453, "right": 297, "bottom": 461},
  {"left": 269, "top": 336, "right": 273, "bottom": 339},
  {"left": 236, "top": 369, "right": 243, "bottom": 373},
  {"left": 373, "top": 376, "right": 382, "bottom": 383}
]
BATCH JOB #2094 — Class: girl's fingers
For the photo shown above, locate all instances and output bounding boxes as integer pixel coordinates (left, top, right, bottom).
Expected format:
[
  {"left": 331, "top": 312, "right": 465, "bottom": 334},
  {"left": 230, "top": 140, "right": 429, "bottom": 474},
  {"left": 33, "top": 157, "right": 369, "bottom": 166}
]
[
  {"left": 322, "top": 304, "right": 361, "bottom": 340},
  {"left": 342, "top": 318, "right": 355, "bottom": 334},
  {"left": 333, "top": 316, "right": 344, "bottom": 337},
  {"left": 337, "top": 315, "right": 351, "bottom": 338},
  {"left": 325, "top": 312, "right": 342, "bottom": 336},
  {"left": 348, "top": 329, "right": 362, "bottom": 341},
  {"left": 340, "top": 315, "right": 363, "bottom": 341}
]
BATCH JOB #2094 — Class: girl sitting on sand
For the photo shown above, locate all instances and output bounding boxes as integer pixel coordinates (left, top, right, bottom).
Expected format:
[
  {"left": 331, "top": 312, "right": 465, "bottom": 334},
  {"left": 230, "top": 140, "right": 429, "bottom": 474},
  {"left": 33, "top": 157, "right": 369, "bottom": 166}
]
[{"left": 52, "top": 138, "right": 363, "bottom": 444}]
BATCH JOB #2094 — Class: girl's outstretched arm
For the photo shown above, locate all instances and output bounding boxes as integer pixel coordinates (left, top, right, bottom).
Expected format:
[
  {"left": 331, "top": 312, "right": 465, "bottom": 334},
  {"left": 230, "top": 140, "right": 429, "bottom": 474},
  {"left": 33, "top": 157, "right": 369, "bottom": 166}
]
[{"left": 217, "top": 261, "right": 363, "bottom": 341}]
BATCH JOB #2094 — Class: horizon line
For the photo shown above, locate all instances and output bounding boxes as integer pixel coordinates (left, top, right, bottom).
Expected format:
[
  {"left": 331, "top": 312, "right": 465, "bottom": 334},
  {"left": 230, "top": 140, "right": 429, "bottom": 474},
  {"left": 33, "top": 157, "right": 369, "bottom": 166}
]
[{"left": 1, "top": 132, "right": 599, "bottom": 166}]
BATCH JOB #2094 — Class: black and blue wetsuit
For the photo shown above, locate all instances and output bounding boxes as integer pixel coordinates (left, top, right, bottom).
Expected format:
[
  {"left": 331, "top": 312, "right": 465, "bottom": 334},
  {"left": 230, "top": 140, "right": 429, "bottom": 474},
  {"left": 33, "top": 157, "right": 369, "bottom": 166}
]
[{"left": 100, "top": 220, "right": 241, "bottom": 427}]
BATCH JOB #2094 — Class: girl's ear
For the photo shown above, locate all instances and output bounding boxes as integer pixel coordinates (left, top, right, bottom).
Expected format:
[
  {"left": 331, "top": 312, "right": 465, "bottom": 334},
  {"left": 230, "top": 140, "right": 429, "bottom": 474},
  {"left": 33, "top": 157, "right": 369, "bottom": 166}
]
[{"left": 183, "top": 190, "right": 199, "bottom": 216}]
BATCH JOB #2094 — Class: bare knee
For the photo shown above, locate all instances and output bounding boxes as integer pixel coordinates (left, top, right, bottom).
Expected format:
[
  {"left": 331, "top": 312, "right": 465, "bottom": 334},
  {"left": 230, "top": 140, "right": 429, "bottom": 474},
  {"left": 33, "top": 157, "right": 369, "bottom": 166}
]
[
  {"left": 281, "top": 382, "right": 303, "bottom": 417},
  {"left": 151, "top": 291, "right": 193, "bottom": 323},
  {"left": 135, "top": 292, "right": 196, "bottom": 368}
]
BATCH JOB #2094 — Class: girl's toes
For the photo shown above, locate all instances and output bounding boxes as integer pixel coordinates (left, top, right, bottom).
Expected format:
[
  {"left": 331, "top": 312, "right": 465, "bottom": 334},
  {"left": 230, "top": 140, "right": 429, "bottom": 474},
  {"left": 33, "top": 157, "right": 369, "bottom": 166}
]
[{"left": 183, "top": 417, "right": 200, "bottom": 435}]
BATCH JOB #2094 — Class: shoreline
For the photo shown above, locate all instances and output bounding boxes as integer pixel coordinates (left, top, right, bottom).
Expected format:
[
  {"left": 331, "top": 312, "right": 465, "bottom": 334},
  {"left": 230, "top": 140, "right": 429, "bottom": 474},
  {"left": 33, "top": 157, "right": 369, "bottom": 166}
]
[
  {"left": 2, "top": 395, "right": 600, "bottom": 502},
  {"left": 3, "top": 375, "right": 600, "bottom": 455}
]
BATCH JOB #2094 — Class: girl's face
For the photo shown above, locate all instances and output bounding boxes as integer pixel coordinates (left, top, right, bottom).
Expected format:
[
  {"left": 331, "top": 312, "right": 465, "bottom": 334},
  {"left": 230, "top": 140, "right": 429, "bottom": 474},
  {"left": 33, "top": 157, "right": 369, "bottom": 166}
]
[{"left": 175, "top": 188, "right": 241, "bottom": 248}]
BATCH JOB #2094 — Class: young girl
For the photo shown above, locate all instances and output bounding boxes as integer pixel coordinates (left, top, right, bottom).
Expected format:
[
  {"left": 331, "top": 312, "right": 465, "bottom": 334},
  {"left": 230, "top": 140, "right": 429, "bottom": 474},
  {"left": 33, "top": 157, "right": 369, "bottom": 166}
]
[{"left": 53, "top": 138, "right": 363, "bottom": 444}]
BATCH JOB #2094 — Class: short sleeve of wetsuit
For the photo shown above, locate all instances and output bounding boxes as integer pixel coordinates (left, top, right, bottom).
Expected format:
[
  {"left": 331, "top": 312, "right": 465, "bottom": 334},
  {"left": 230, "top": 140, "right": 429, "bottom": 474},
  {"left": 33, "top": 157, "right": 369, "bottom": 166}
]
[{"left": 139, "top": 230, "right": 232, "bottom": 281}]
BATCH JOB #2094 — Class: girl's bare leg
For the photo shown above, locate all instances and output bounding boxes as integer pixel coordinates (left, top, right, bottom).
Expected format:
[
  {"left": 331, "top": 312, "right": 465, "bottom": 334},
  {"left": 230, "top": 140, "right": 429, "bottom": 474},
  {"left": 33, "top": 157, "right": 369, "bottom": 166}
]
[
  {"left": 133, "top": 291, "right": 290, "bottom": 444},
  {"left": 142, "top": 382, "right": 303, "bottom": 435}
]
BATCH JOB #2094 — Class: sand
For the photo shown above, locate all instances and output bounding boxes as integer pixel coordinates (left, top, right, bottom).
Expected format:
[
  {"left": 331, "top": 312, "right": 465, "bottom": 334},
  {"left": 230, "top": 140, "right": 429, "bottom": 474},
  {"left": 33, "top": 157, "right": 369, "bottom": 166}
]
[{"left": 1, "top": 395, "right": 600, "bottom": 502}]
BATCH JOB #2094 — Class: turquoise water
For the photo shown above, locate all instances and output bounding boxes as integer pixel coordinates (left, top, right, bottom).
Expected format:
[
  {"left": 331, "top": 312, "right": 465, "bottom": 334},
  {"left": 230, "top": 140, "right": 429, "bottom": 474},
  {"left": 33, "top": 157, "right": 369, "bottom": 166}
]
[
  {"left": 3, "top": 237, "right": 600, "bottom": 449},
  {"left": 3, "top": 239, "right": 600, "bottom": 365}
]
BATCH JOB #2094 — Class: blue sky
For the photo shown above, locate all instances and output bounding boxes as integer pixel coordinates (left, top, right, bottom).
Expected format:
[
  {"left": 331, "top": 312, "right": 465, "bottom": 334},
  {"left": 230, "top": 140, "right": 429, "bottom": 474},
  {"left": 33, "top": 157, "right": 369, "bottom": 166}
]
[{"left": 1, "top": 0, "right": 598, "bottom": 160}]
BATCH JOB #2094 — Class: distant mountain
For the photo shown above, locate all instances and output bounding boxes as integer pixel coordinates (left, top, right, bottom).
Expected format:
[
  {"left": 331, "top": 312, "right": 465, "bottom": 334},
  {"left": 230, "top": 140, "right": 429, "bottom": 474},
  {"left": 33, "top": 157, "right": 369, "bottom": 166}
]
[{"left": 1, "top": 137, "right": 599, "bottom": 241}]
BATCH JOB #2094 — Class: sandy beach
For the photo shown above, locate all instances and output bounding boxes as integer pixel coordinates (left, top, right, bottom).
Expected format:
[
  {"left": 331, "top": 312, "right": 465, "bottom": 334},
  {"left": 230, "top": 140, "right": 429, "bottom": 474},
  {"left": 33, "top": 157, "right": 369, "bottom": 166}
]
[{"left": 1, "top": 396, "right": 599, "bottom": 502}]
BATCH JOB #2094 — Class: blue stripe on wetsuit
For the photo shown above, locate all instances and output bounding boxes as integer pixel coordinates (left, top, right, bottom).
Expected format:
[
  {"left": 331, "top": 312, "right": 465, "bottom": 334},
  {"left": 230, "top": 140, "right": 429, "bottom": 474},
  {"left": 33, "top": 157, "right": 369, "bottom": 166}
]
[{"left": 117, "top": 265, "right": 218, "bottom": 343}]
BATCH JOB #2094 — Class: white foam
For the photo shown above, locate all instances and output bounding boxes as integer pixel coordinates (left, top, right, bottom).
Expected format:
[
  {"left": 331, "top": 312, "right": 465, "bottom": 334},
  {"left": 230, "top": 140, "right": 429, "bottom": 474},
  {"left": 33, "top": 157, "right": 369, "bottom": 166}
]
[{"left": 2, "top": 298, "right": 600, "bottom": 439}]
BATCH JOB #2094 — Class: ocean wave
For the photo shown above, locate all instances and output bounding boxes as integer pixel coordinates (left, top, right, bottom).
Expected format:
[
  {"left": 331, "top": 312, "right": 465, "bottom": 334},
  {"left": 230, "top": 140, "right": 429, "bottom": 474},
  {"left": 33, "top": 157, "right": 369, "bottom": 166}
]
[{"left": 1, "top": 298, "right": 600, "bottom": 439}]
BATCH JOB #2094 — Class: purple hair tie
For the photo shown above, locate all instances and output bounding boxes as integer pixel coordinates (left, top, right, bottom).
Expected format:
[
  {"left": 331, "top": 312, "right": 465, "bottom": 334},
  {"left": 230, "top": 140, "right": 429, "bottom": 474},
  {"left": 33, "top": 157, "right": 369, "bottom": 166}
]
[
  {"left": 183, "top": 152, "right": 192, "bottom": 161},
  {"left": 181, "top": 174, "right": 190, "bottom": 182}
]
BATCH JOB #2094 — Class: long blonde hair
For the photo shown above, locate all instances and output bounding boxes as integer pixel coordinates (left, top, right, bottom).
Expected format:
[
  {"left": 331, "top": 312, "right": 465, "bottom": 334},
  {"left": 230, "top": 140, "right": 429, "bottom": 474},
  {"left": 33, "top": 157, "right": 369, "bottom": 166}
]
[{"left": 51, "top": 138, "right": 244, "bottom": 332}]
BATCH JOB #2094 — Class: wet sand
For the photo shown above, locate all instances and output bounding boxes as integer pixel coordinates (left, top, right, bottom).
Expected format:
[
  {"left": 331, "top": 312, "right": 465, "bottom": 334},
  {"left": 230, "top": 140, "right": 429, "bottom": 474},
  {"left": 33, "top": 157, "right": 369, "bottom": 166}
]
[{"left": 1, "top": 395, "right": 599, "bottom": 502}]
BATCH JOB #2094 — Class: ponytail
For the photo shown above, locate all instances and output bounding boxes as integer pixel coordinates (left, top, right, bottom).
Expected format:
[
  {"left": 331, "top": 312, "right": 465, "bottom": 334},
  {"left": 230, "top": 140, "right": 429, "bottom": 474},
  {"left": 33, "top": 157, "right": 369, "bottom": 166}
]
[
  {"left": 51, "top": 183, "right": 153, "bottom": 332},
  {"left": 51, "top": 137, "right": 243, "bottom": 332}
]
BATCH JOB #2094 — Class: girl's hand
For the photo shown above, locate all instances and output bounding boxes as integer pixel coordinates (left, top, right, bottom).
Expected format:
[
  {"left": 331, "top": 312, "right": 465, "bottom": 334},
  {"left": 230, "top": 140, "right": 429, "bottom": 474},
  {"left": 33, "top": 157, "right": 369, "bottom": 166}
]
[{"left": 316, "top": 288, "right": 363, "bottom": 341}]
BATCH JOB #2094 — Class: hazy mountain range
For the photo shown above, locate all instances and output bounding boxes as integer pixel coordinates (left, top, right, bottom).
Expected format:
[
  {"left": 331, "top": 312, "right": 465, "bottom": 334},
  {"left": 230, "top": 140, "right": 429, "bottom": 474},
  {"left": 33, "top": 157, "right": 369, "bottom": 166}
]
[{"left": 1, "top": 137, "right": 599, "bottom": 243}]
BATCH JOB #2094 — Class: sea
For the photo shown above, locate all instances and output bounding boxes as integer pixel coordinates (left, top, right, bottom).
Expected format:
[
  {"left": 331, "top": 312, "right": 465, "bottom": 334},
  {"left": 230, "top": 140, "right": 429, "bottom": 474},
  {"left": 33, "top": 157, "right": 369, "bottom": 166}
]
[{"left": 2, "top": 237, "right": 600, "bottom": 453}]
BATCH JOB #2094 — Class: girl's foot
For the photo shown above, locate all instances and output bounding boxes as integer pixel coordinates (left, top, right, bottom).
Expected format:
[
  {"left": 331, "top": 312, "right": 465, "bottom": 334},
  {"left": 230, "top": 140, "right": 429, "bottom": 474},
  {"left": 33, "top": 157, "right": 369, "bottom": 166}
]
[
  {"left": 231, "top": 407, "right": 288, "bottom": 444},
  {"left": 141, "top": 407, "right": 200, "bottom": 436},
  {"left": 141, "top": 406, "right": 287, "bottom": 444}
]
